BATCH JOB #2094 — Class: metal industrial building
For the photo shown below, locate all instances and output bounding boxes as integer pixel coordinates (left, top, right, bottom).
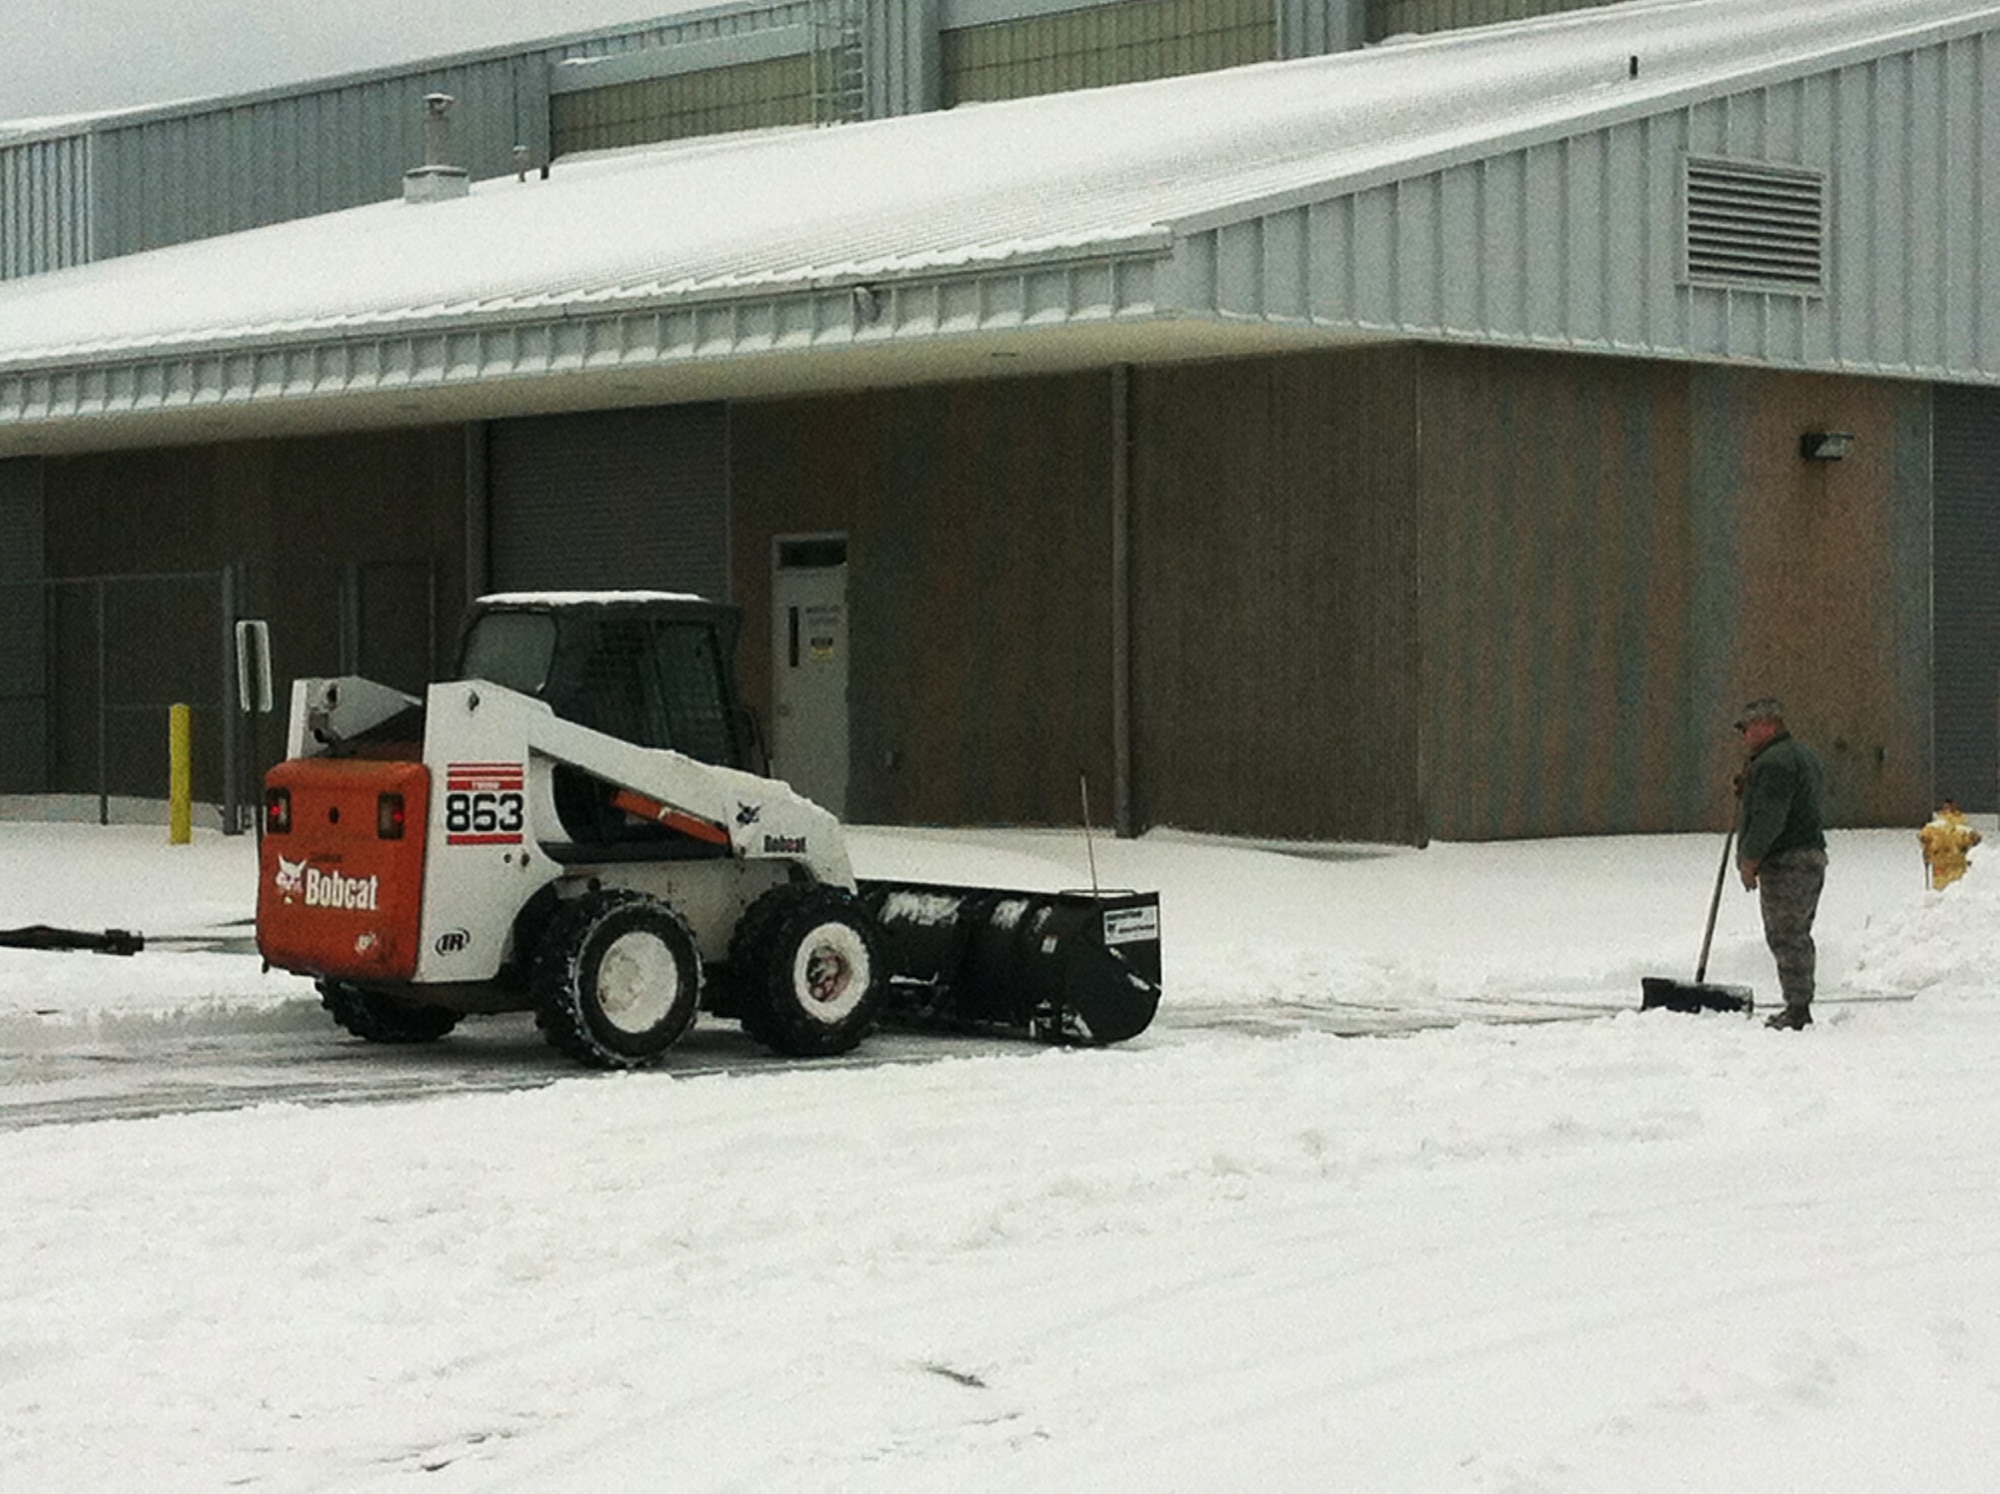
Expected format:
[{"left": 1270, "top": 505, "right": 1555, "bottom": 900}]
[
  {"left": 0, "top": 0, "right": 1625, "bottom": 280},
  {"left": 1, "top": 0, "right": 1997, "bottom": 845}
]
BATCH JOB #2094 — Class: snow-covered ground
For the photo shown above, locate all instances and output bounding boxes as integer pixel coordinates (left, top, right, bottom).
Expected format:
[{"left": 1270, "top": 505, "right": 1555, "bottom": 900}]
[{"left": 3, "top": 813, "right": 1998, "bottom": 1490}]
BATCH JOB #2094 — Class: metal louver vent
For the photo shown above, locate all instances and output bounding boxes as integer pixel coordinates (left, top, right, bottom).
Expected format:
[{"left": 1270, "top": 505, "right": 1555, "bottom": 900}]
[{"left": 1684, "top": 156, "right": 1826, "bottom": 293}]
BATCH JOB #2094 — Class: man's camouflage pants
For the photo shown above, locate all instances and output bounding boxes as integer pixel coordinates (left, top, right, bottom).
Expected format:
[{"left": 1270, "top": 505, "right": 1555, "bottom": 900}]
[{"left": 1759, "top": 846, "right": 1828, "bottom": 1014}]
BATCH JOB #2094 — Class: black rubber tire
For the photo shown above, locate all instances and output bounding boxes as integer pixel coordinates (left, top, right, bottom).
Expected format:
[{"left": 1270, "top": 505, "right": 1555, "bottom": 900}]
[
  {"left": 531, "top": 888, "right": 702, "bottom": 1069},
  {"left": 729, "top": 884, "right": 886, "bottom": 1058},
  {"left": 317, "top": 979, "right": 461, "bottom": 1043}
]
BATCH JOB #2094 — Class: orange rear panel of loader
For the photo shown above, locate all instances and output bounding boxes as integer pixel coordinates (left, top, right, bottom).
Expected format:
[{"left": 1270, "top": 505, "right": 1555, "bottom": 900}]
[{"left": 257, "top": 758, "right": 430, "bottom": 983}]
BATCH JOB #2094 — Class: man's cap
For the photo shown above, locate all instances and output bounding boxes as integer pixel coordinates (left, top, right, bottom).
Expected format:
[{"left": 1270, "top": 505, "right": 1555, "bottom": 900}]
[{"left": 1734, "top": 697, "right": 1786, "bottom": 731}]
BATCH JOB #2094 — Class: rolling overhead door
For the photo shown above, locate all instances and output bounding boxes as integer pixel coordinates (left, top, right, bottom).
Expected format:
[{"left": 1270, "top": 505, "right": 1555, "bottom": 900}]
[
  {"left": 488, "top": 405, "right": 730, "bottom": 600},
  {"left": 0, "top": 460, "right": 47, "bottom": 792},
  {"left": 1932, "top": 385, "right": 2000, "bottom": 812}
]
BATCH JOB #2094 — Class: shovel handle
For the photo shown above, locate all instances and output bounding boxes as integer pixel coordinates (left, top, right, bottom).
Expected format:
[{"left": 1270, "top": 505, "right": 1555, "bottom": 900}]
[{"left": 1695, "top": 827, "right": 1734, "bottom": 984}]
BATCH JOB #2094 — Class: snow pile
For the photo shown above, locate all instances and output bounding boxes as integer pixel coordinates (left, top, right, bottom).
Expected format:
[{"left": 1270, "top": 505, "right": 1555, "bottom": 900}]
[
  {"left": 3, "top": 818, "right": 1999, "bottom": 1489},
  {"left": 1844, "top": 853, "right": 2000, "bottom": 1002}
]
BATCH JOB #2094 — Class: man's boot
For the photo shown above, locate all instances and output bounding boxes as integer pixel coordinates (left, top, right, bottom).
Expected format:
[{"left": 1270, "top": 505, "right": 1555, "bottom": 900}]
[{"left": 1765, "top": 1005, "right": 1812, "bottom": 1030}]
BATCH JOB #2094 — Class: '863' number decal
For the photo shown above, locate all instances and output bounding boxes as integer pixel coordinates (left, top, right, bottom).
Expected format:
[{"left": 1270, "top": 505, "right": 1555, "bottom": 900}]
[{"left": 444, "top": 763, "right": 527, "bottom": 845}]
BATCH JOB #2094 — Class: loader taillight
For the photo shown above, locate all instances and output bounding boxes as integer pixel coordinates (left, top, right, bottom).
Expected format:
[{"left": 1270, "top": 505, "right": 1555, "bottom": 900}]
[
  {"left": 377, "top": 792, "right": 407, "bottom": 840},
  {"left": 265, "top": 787, "right": 292, "bottom": 834}
]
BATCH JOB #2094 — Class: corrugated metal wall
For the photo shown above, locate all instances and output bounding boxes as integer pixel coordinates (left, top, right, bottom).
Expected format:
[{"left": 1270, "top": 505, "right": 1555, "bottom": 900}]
[
  {"left": 1417, "top": 346, "right": 1931, "bottom": 840},
  {"left": 1130, "top": 348, "right": 1424, "bottom": 842},
  {"left": 1185, "top": 28, "right": 2000, "bottom": 390},
  {"left": 1, "top": 5, "right": 822, "bottom": 276},
  {"left": 1366, "top": 0, "right": 1616, "bottom": 38},
  {"left": 731, "top": 374, "right": 1116, "bottom": 827},
  {"left": 92, "top": 61, "right": 541, "bottom": 257},
  {"left": 864, "top": 0, "right": 943, "bottom": 116},
  {"left": 1931, "top": 384, "right": 2000, "bottom": 812},
  {"left": 941, "top": 0, "right": 1276, "bottom": 106},
  {"left": 0, "top": 132, "right": 92, "bottom": 278},
  {"left": 551, "top": 57, "right": 817, "bottom": 152}
]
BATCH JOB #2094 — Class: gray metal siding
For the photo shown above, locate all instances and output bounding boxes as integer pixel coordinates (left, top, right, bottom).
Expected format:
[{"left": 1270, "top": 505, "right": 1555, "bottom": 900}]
[
  {"left": 93, "top": 62, "right": 539, "bottom": 256},
  {"left": 863, "top": 0, "right": 943, "bottom": 117},
  {"left": 0, "top": 133, "right": 92, "bottom": 279},
  {"left": 1933, "top": 384, "right": 2000, "bottom": 811},
  {"left": 1182, "top": 29, "right": 2000, "bottom": 390},
  {"left": 4, "top": 5, "right": 821, "bottom": 272},
  {"left": 488, "top": 405, "right": 731, "bottom": 599},
  {"left": 1277, "top": 0, "right": 1364, "bottom": 57}
]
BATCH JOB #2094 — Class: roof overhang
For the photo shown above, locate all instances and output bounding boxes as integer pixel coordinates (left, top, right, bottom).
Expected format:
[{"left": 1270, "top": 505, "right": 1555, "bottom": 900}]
[{"left": 0, "top": 253, "right": 1384, "bottom": 455}]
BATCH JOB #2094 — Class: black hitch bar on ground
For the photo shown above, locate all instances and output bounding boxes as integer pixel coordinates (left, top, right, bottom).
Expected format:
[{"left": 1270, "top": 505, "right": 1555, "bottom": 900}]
[{"left": 0, "top": 925, "right": 146, "bottom": 956}]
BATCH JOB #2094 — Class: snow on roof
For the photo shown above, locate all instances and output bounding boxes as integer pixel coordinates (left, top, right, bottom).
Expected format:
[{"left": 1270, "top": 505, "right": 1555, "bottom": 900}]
[{"left": 0, "top": 0, "right": 1992, "bottom": 372}]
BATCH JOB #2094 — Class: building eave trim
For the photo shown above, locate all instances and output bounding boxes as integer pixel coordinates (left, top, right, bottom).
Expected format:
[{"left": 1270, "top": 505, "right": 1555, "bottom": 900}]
[{"left": 0, "top": 244, "right": 1170, "bottom": 429}]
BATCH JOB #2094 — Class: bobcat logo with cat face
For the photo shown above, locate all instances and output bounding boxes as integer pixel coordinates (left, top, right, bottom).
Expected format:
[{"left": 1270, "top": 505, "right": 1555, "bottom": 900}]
[{"left": 274, "top": 855, "right": 307, "bottom": 901}]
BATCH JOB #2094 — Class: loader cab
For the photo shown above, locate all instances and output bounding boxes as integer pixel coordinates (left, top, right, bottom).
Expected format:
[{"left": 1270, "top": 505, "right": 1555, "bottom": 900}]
[{"left": 456, "top": 592, "right": 759, "bottom": 846}]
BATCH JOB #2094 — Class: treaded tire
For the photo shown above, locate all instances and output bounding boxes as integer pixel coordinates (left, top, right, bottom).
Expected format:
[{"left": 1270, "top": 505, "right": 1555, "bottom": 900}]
[
  {"left": 317, "top": 979, "right": 461, "bottom": 1043},
  {"left": 532, "top": 888, "right": 701, "bottom": 1070},
  {"left": 729, "top": 884, "right": 886, "bottom": 1058}
]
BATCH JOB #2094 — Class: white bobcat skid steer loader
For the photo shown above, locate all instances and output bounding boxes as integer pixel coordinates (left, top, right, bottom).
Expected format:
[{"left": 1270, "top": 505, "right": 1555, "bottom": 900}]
[{"left": 255, "top": 592, "right": 1161, "bottom": 1069}]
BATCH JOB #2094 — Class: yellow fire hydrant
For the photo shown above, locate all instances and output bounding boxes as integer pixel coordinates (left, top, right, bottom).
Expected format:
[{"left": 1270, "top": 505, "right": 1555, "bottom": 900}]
[{"left": 1919, "top": 799, "right": 1983, "bottom": 890}]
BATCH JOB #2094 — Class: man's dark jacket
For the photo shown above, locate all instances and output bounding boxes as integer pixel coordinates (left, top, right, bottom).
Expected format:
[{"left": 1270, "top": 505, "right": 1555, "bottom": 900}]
[{"left": 1738, "top": 732, "right": 1827, "bottom": 862}]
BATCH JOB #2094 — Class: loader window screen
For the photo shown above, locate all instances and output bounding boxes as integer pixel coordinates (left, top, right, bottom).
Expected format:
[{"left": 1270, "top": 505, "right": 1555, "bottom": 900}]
[
  {"left": 543, "top": 617, "right": 738, "bottom": 768},
  {"left": 459, "top": 612, "right": 556, "bottom": 695},
  {"left": 653, "top": 625, "right": 735, "bottom": 766}
]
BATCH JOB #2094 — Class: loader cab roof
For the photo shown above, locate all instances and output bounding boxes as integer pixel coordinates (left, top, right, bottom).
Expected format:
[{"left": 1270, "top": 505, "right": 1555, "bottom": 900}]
[{"left": 455, "top": 591, "right": 750, "bottom": 771}]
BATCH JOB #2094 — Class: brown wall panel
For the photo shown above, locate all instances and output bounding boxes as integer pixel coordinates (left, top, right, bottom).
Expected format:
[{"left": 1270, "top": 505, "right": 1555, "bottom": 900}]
[
  {"left": 731, "top": 374, "right": 1115, "bottom": 826},
  {"left": 1418, "top": 347, "right": 1931, "bottom": 840},
  {"left": 1686, "top": 366, "right": 1931, "bottom": 829},
  {"left": 1419, "top": 348, "right": 1695, "bottom": 838},
  {"left": 1130, "top": 348, "right": 1423, "bottom": 843}
]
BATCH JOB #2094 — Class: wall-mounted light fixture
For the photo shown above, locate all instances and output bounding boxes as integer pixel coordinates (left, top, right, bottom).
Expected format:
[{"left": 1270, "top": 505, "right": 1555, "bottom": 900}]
[{"left": 1800, "top": 430, "right": 1854, "bottom": 461}]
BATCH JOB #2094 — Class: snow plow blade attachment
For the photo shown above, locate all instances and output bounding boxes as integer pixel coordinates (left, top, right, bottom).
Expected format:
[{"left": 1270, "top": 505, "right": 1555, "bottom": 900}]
[{"left": 859, "top": 883, "right": 1161, "bottom": 1045}]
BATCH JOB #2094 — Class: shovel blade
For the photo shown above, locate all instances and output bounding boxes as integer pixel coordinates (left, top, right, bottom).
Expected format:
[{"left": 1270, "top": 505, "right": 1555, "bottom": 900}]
[{"left": 1641, "top": 976, "right": 1754, "bottom": 1015}]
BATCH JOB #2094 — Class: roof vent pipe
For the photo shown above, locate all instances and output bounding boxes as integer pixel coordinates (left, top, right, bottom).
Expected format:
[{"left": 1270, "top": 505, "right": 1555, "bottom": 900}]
[{"left": 404, "top": 93, "right": 470, "bottom": 204}]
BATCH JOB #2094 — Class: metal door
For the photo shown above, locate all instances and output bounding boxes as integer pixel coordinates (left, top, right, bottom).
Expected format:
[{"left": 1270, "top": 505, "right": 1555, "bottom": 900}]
[{"left": 771, "top": 535, "right": 849, "bottom": 814}]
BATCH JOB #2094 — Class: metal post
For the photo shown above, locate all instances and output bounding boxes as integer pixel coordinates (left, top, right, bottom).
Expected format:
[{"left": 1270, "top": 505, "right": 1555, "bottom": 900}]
[
  {"left": 219, "top": 565, "right": 242, "bottom": 835},
  {"left": 94, "top": 579, "right": 107, "bottom": 827},
  {"left": 1110, "top": 365, "right": 1134, "bottom": 838}
]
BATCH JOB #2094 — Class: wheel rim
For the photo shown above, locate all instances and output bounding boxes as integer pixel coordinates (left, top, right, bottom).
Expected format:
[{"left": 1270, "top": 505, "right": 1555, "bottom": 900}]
[
  {"left": 790, "top": 922, "right": 871, "bottom": 1024},
  {"left": 595, "top": 929, "right": 681, "bottom": 1035}
]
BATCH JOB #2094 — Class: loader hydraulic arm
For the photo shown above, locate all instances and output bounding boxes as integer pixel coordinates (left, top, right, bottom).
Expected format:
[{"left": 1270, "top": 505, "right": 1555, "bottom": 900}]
[{"left": 423, "top": 678, "right": 855, "bottom": 887}]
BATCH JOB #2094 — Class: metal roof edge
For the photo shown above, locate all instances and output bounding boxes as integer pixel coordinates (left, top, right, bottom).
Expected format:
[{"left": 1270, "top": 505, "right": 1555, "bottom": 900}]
[
  {"left": 0, "top": 242, "right": 1174, "bottom": 431},
  {"left": 1166, "top": 7, "right": 2000, "bottom": 239},
  {"left": 0, "top": 229, "right": 1175, "bottom": 378}
]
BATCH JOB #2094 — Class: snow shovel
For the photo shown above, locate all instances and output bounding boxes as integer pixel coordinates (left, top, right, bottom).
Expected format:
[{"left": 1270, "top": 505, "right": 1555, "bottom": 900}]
[{"left": 1640, "top": 827, "right": 1755, "bottom": 1015}]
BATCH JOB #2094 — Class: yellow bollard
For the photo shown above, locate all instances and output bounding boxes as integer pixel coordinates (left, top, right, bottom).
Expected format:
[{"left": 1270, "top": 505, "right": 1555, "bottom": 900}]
[{"left": 169, "top": 703, "right": 193, "bottom": 845}]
